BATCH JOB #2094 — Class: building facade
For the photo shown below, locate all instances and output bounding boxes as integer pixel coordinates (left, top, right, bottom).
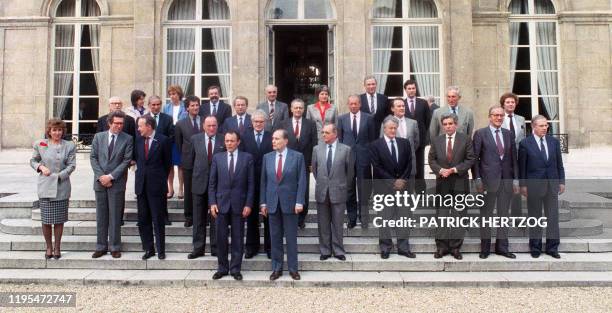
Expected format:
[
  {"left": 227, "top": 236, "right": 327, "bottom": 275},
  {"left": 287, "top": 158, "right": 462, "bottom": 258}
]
[{"left": 0, "top": 0, "right": 610, "bottom": 148}]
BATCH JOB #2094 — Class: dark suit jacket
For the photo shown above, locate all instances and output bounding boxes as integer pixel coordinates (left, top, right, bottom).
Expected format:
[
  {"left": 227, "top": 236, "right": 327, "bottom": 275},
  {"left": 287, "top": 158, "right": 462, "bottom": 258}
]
[
  {"left": 145, "top": 112, "right": 174, "bottom": 139},
  {"left": 134, "top": 132, "right": 172, "bottom": 196},
  {"left": 260, "top": 149, "right": 308, "bottom": 214},
  {"left": 518, "top": 135, "right": 565, "bottom": 193},
  {"left": 472, "top": 127, "right": 518, "bottom": 192},
  {"left": 369, "top": 137, "right": 412, "bottom": 187},
  {"left": 279, "top": 117, "right": 318, "bottom": 168},
  {"left": 428, "top": 132, "right": 475, "bottom": 193},
  {"left": 208, "top": 151, "right": 255, "bottom": 214},
  {"left": 240, "top": 130, "right": 273, "bottom": 180},
  {"left": 199, "top": 100, "right": 232, "bottom": 126},
  {"left": 404, "top": 97, "right": 431, "bottom": 148},
  {"left": 190, "top": 132, "right": 224, "bottom": 195},
  {"left": 337, "top": 112, "right": 376, "bottom": 168},
  {"left": 97, "top": 114, "right": 136, "bottom": 139},
  {"left": 221, "top": 114, "right": 253, "bottom": 135},
  {"left": 175, "top": 115, "right": 202, "bottom": 170},
  {"left": 360, "top": 93, "right": 389, "bottom": 137}
]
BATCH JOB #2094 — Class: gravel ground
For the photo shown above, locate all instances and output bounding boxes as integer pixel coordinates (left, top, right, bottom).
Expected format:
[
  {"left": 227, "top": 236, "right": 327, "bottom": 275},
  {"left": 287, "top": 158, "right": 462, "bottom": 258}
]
[{"left": 0, "top": 285, "right": 611, "bottom": 312}]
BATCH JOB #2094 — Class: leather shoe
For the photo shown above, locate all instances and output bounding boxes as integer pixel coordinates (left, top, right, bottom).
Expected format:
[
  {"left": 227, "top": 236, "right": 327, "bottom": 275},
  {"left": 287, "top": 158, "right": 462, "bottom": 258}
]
[
  {"left": 269, "top": 271, "right": 282, "bottom": 281},
  {"left": 347, "top": 220, "right": 357, "bottom": 229},
  {"left": 334, "top": 255, "right": 346, "bottom": 261},
  {"left": 231, "top": 272, "right": 243, "bottom": 281},
  {"left": 164, "top": 219, "right": 171, "bottom": 226},
  {"left": 266, "top": 251, "right": 271, "bottom": 259},
  {"left": 91, "top": 250, "right": 107, "bottom": 258},
  {"left": 245, "top": 251, "right": 257, "bottom": 259},
  {"left": 380, "top": 251, "right": 390, "bottom": 259},
  {"left": 433, "top": 249, "right": 446, "bottom": 259},
  {"left": 546, "top": 251, "right": 561, "bottom": 259},
  {"left": 531, "top": 251, "right": 541, "bottom": 258},
  {"left": 158, "top": 253, "right": 166, "bottom": 260},
  {"left": 187, "top": 251, "right": 204, "bottom": 259},
  {"left": 211, "top": 251, "right": 217, "bottom": 257},
  {"left": 184, "top": 220, "right": 193, "bottom": 227},
  {"left": 142, "top": 251, "right": 155, "bottom": 260},
  {"left": 212, "top": 272, "right": 228, "bottom": 280},
  {"left": 111, "top": 251, "right": 121, "bottom": 258},
  {"left": 120, "top": 220, "right": 125, "bottom": 226},
  {"left": 451, "top": 249, "right": 463, "bottom": 260},
  {"left": 479, "top": 252, "right": 489, "bottom": 259},
  {"left": 298, "top": 221, "right": 306, "bottom": 230},
  {"left": 496, "top": 251, "right": 516, "bottom": 259},
  {"left": 320, "top": 254, "right": 331, "bottom": 261},
  {"left": 289, "top": 271, "right": 301, "bottom": 280},
  {"left": 398, "top": 251, "right": 416, "bottom": 258}
]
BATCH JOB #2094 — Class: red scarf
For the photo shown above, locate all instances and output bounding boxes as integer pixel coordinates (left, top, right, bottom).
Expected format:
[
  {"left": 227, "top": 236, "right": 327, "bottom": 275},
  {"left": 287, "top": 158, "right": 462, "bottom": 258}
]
[{"left": 315, "top": 101, "right": 330, "bottom": 123}]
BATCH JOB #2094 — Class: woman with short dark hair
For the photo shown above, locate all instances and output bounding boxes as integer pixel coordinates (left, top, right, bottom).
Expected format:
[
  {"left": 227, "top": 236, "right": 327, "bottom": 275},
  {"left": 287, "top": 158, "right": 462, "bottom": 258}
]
[
  {"left": 30, "top": 118, "right": 76, "bottom": 259},
  {"left": 306, "top": 85, "right": 338, "bottom": 144},
  {"left": 127, "top": 89, "right": 148, "bottom": 119}
]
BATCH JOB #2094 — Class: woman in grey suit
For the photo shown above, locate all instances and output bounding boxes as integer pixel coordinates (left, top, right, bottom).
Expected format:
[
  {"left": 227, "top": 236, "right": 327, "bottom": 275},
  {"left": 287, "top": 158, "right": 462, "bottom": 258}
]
[
  {"left": 30, "top": 119, "right": 76, "bottom": 259},
  {"left": 306, "top": 85, "right": 338, "bottom": 144}
]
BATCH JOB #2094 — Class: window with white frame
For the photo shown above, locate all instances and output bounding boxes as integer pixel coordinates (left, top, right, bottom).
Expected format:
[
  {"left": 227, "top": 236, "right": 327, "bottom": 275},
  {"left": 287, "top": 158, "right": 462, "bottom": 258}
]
[
  {"left": 164, "top": 0, "right": 231, "bottom": 103},
  {"left": 509, "top": 0, "right": 561, "bottom": 133},
  {"left": 370, "top": 0, "right": 441, "bottom": 102},
  {"left": 52, "top": 0, "right": 100, "bottom": 139},
  {"left": 267, "top": 0, "right": 334, "bottom": 20}
]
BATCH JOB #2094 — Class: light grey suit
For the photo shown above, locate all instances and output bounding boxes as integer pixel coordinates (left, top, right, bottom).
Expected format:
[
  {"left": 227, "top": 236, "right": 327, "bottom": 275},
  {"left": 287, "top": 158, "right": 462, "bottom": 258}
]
[
  {"left": 257, "top": 100, "right": 289, "bottom": 132},
  {"left": 90, "top": 131, "right": 133, "bottom": 252},
  {"left": 503, "top": 113, "right": 526, "bottom": 147},
  {"left": 30, "top": 139, "right": 76, "bottom": 200},
  {"left": 380, "top": 115, "right": 420, "bottom": 177},
  {"left": 311, "top": 141, "right": 355, "bottom": 256},
  {"left": 306, "top": 104, "right": 338, "bottom": 145},
  {"left": 429, "top": 106, "right": 475, "bottom": 139}
]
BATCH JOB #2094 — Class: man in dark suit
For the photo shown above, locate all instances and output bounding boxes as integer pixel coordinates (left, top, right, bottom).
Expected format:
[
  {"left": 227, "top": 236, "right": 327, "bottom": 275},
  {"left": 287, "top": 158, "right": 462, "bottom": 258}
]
[
  {"left": 134, "top": 115, "right": 172, "bottom": 260},
  {"left": 97, "top": 97, "right": 136, "bottom": 139},
  {"left": 91, "top": 111, "right": 133, "bottom": 259},
  {"left": 428, "top": 112, "right": 475, "bottom": 260},
  {"left": 256, "top": 85, "right": 290, "bottom": 132},
  {"left": 279, "top": 99, "right": 318, "bottom": 229},
  {"left": 198, "top": 85, "right": 232, "bottom": 126},
  {"left": 338, "top": 95, "right": 376, "bottom": 229},
  {"left": 519, "top": 115, "right": 565, "bottom": 259},
  {"left": 189, "top": 116, "right": 224, "bottom": 259},
  {"left": 145, "top": 95, "right": 174, "bottom": 225},
  {"left": 403, "top": 80, "right": 431, "bottom": 192},
  {"left": 260, "top": 129, "right": 308, "bottom": 281},
  {"left": 369, "top": 116, "right": 415, "bottom": 259},
  {"left": 359, "top": 76, "right": 389, "bottom": 137},
  {"left": 175, "top": 95, "right": 202, "bottom": 227},
  {"left": 472, "top": 105, "right": 518, "bottom": 259},
  {"left": 239, "top": 110, "right": 273, "bottom": 258},
  {"left": 209, "top": 131, "right": 255, "bottom": 281},
  {"left": 221, "top": 96, "right": 252, "bottom": 135}
]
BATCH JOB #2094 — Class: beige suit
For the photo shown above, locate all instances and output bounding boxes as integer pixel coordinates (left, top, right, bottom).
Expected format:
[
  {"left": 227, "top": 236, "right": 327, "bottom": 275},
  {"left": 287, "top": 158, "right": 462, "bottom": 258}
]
[{"left": 30, "top": 139, "right": 76, "bottom": 200}]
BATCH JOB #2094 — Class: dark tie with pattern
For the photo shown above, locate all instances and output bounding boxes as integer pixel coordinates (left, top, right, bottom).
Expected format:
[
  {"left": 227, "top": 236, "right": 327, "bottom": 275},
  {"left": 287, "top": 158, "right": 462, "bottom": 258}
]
[
  {"left": 410, "top": 99, "right": 415, "bottom": 116},
  {"left": 144, "top": 137, "right": 150, "bottom": 159},
  {"left": 495, "top": 129, "right": 504, "bottom": 157},
  {"left": 276, "top": 153, "right": 282, "bottom": 181},
  {"left": 239, "top": 117, "right": 244, "bottom": 133},
  {"left": 108, "top": 134, "right": 115, "bottom": 157},
  {"left": 446, "top": 136, "right": 453, "bottom": 163},
  {"left": 256, "top": 132, "right": 262, "bottom": 148},
  {"left": 508, "top": 114, "right": 515, "bottom": 133},
  {"left": 207, "top": 136, "right": 213, "bottom": 164},
  {"left": 390, "top": 139, "right": 397, "bottom": 163},
  {"left": 327, "top": 144, "right": 333, "bottom": 174},
  {"left": 352, "top": 114, "right": 358, "bottom": 138},
  {"left": 539, "top": 137, "right": 547, "bottom": 160},
  {"left": 212, "top": 103, "right": 217, "bottom": 116},
  {"left": 452, "top": 108, "right": 457, "bottom": 115},
  {"left": 229, "top": 152, "right": 234, "bottom": 179},
  {"left": 369, "top": 94, "right": 375, "bottom": 114},
  {"left": 192, "top": 117, "right": 198, "bottom": 133}
]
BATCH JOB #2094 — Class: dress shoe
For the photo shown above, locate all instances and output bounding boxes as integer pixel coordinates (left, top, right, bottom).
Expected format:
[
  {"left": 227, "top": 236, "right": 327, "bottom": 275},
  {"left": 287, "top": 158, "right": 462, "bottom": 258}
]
[
  {"left": 231, "top": 272, "right": 243, "bottom": 281},
  {"left": 546, "top": 251, "right": 561, "bottom": 259},
  {"left": 212, "top": 272, "right": 228, "bottom": 280},
  {"left": 451, "top": 249, "right": 463, "bottom": 260},
  {"left": 433, "top": 249, "right": 447, "bottom": 259},
  {"left": 398, "top": 251, "right": 416, "bottom": 258},
  {"left": 211, "top": 251, "right": 217, "bottom": 257},
  {"left": 142, "top": 250, "right": 155, "bottom": 260},
  {"left": 380, "top": 251, "right": 390, "bottom": 259},
  {"left": 334, "top": 255, "right": 346, "bottom": 261},
  {"left": 91, "top": 250, "right": 108, "bottom": 258},
  {"left": 530, "top": 251, "right": 541, "bottom": 258},
  {"left": 361, "top": 223, "right": 368, "bottom": 229},
  {"left": 298, "top": 221, "right": 306, "bottom": 230},
  {"left": 496, "top": 251, "right": 516, "bottom": 259},
  {"left": 53, "top": 253, "right": 61, "bottom": 260},
  {"left": 289, "top": 271, "right": 301, "bottom": 280},
  {"left": 184, "top": 220, "right": 193, "bottom": 227},
  {"left": 266, "top": 251, "right": 272, "bottom": 259},
  {"left": 347, "top": 220, "right": 357, "bottom": 229},
  {"left": 320, "top": 254, "right": 331, "bottom": 261},
  {"left": 269, "top": 271, "right": 282, "bottom": 281},
  {"left": 187, "top": 251, "right": 204, "bottom": 259},
  {"left": 120, "top": 220, "right": 125, "bottom": 226},
  {"left": 158, "top": 253, "right": 166, "bottom": 260},
  {"left": 479, "top": 252, "right": 489, "bottom": 259},
  {"left": 45, "top": 253, "right": 53, "bottom": 259},
  {"left": 111, "top": 251, "right": 121, "bottom": 258},
  {"left": 165, "top": 219, "right": 171, "bottom": 226},
  {"left": 245, "top": 251, "right": 257, "bottom": 259}
]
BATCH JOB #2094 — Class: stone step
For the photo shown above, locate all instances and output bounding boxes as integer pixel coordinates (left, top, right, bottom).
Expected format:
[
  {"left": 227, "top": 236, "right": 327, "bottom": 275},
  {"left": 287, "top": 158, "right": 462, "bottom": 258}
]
[
  {"left": 0, "top": 232, "right": 603, "bottom": 253},
  {"left": 6, "top": 216, "right": 600, "bottom": 237},
  {"left": 0, "top": 268, "right": 612, "bottom": 287},
  {"left": 1, "top": 251, "right": 611, "bottom": 272},
  {"left": 31, "top": 207, "right": 573, "bottom": 223}
]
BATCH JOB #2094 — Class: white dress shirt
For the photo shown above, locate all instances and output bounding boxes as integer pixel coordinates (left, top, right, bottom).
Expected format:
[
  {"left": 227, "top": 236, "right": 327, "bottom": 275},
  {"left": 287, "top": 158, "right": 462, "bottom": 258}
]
[{"left": 351, "top": 111, "right": 361, "bottom": 135}]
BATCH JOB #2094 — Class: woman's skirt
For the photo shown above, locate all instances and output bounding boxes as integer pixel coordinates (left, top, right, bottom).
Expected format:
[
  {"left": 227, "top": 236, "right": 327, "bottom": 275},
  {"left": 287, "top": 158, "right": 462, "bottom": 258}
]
[
  {"left": 171, "top": 142, "right": 181, "bottom": 166},
  {"left": 39, "top": 199, "right": 69, "bottom": 225}
]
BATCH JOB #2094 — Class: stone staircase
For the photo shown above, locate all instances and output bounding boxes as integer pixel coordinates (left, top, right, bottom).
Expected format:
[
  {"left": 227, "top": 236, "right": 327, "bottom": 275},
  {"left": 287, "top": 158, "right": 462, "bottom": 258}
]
[{"left": 0, "top": 198, "right": 611, "bottom": 287}]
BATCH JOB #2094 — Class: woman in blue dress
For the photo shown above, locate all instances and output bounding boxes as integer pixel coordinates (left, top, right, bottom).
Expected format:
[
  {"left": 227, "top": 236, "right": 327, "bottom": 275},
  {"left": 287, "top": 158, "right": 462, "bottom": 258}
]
[{"left": 163, "top": 85, "right": 188, "bottom": 199}]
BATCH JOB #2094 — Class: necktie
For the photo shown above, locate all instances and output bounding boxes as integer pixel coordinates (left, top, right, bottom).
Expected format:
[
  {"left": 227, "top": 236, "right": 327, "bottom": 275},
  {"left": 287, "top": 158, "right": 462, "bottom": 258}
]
[
  {"left": 144, "top": 137, "right": 150, "bottom": 159},
  {"left": 212, "top": 103, "right": 217, "bottom": 116},
  {"left": 369, "top": 94, "right": 375, "bottom": 114},
  {"left": 239, "top": 117, "right": 244, "bottom": 133},
  {"left": 207, "top": 136, "right": 213, "bottom": 164},
  {"left": 452, "top": 108, "right": 457, "bottom": 115},
  {"left": 256, "top": 132, "right": 262, "bottom": 148},
  {"left": 108, "top": 134, "right": 115, "bottom": 157},
  {"left": 294, "top": 119, "right": 300, "bottom": 138},
  {"left": 398, "top": 119, "right": 406, "bottom": 138},
  {"left": 495, "top": 129, "right": 504, "bottom": 157},
  {"left": 446, "top": 136, "right": 453, "bottom": 163},
  {"left": 327, "top": 144, "right": 333, "bottom": 174},
  {"left": 539, "top": 137, "right": 547, "bottom": 160},
  {"left": 270, "top": 103, "right": 275, "bottom": 124},
  {"left": 352, "top": 114, "right": 358, "bottom": 138},
  {"left": 276, "top": 153, "right": 283, "bottom": 181},
  {"left": 192, "top": 117, "right": 199, "bottom": 133},
  {"left": 390, "top": 139, "right": 397, "bottom": 163},
  {"left": 229, "top": 152, "right": 234, "bottom": 179},
  {"left": 153, "top": 114, "right": 159, "bottom": 125},
  {"left": 410, "top": 99, "right": 415, "bottom": 116},
  {"left": 508, "top": 114, "right": 515, "bottom": 133}
]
